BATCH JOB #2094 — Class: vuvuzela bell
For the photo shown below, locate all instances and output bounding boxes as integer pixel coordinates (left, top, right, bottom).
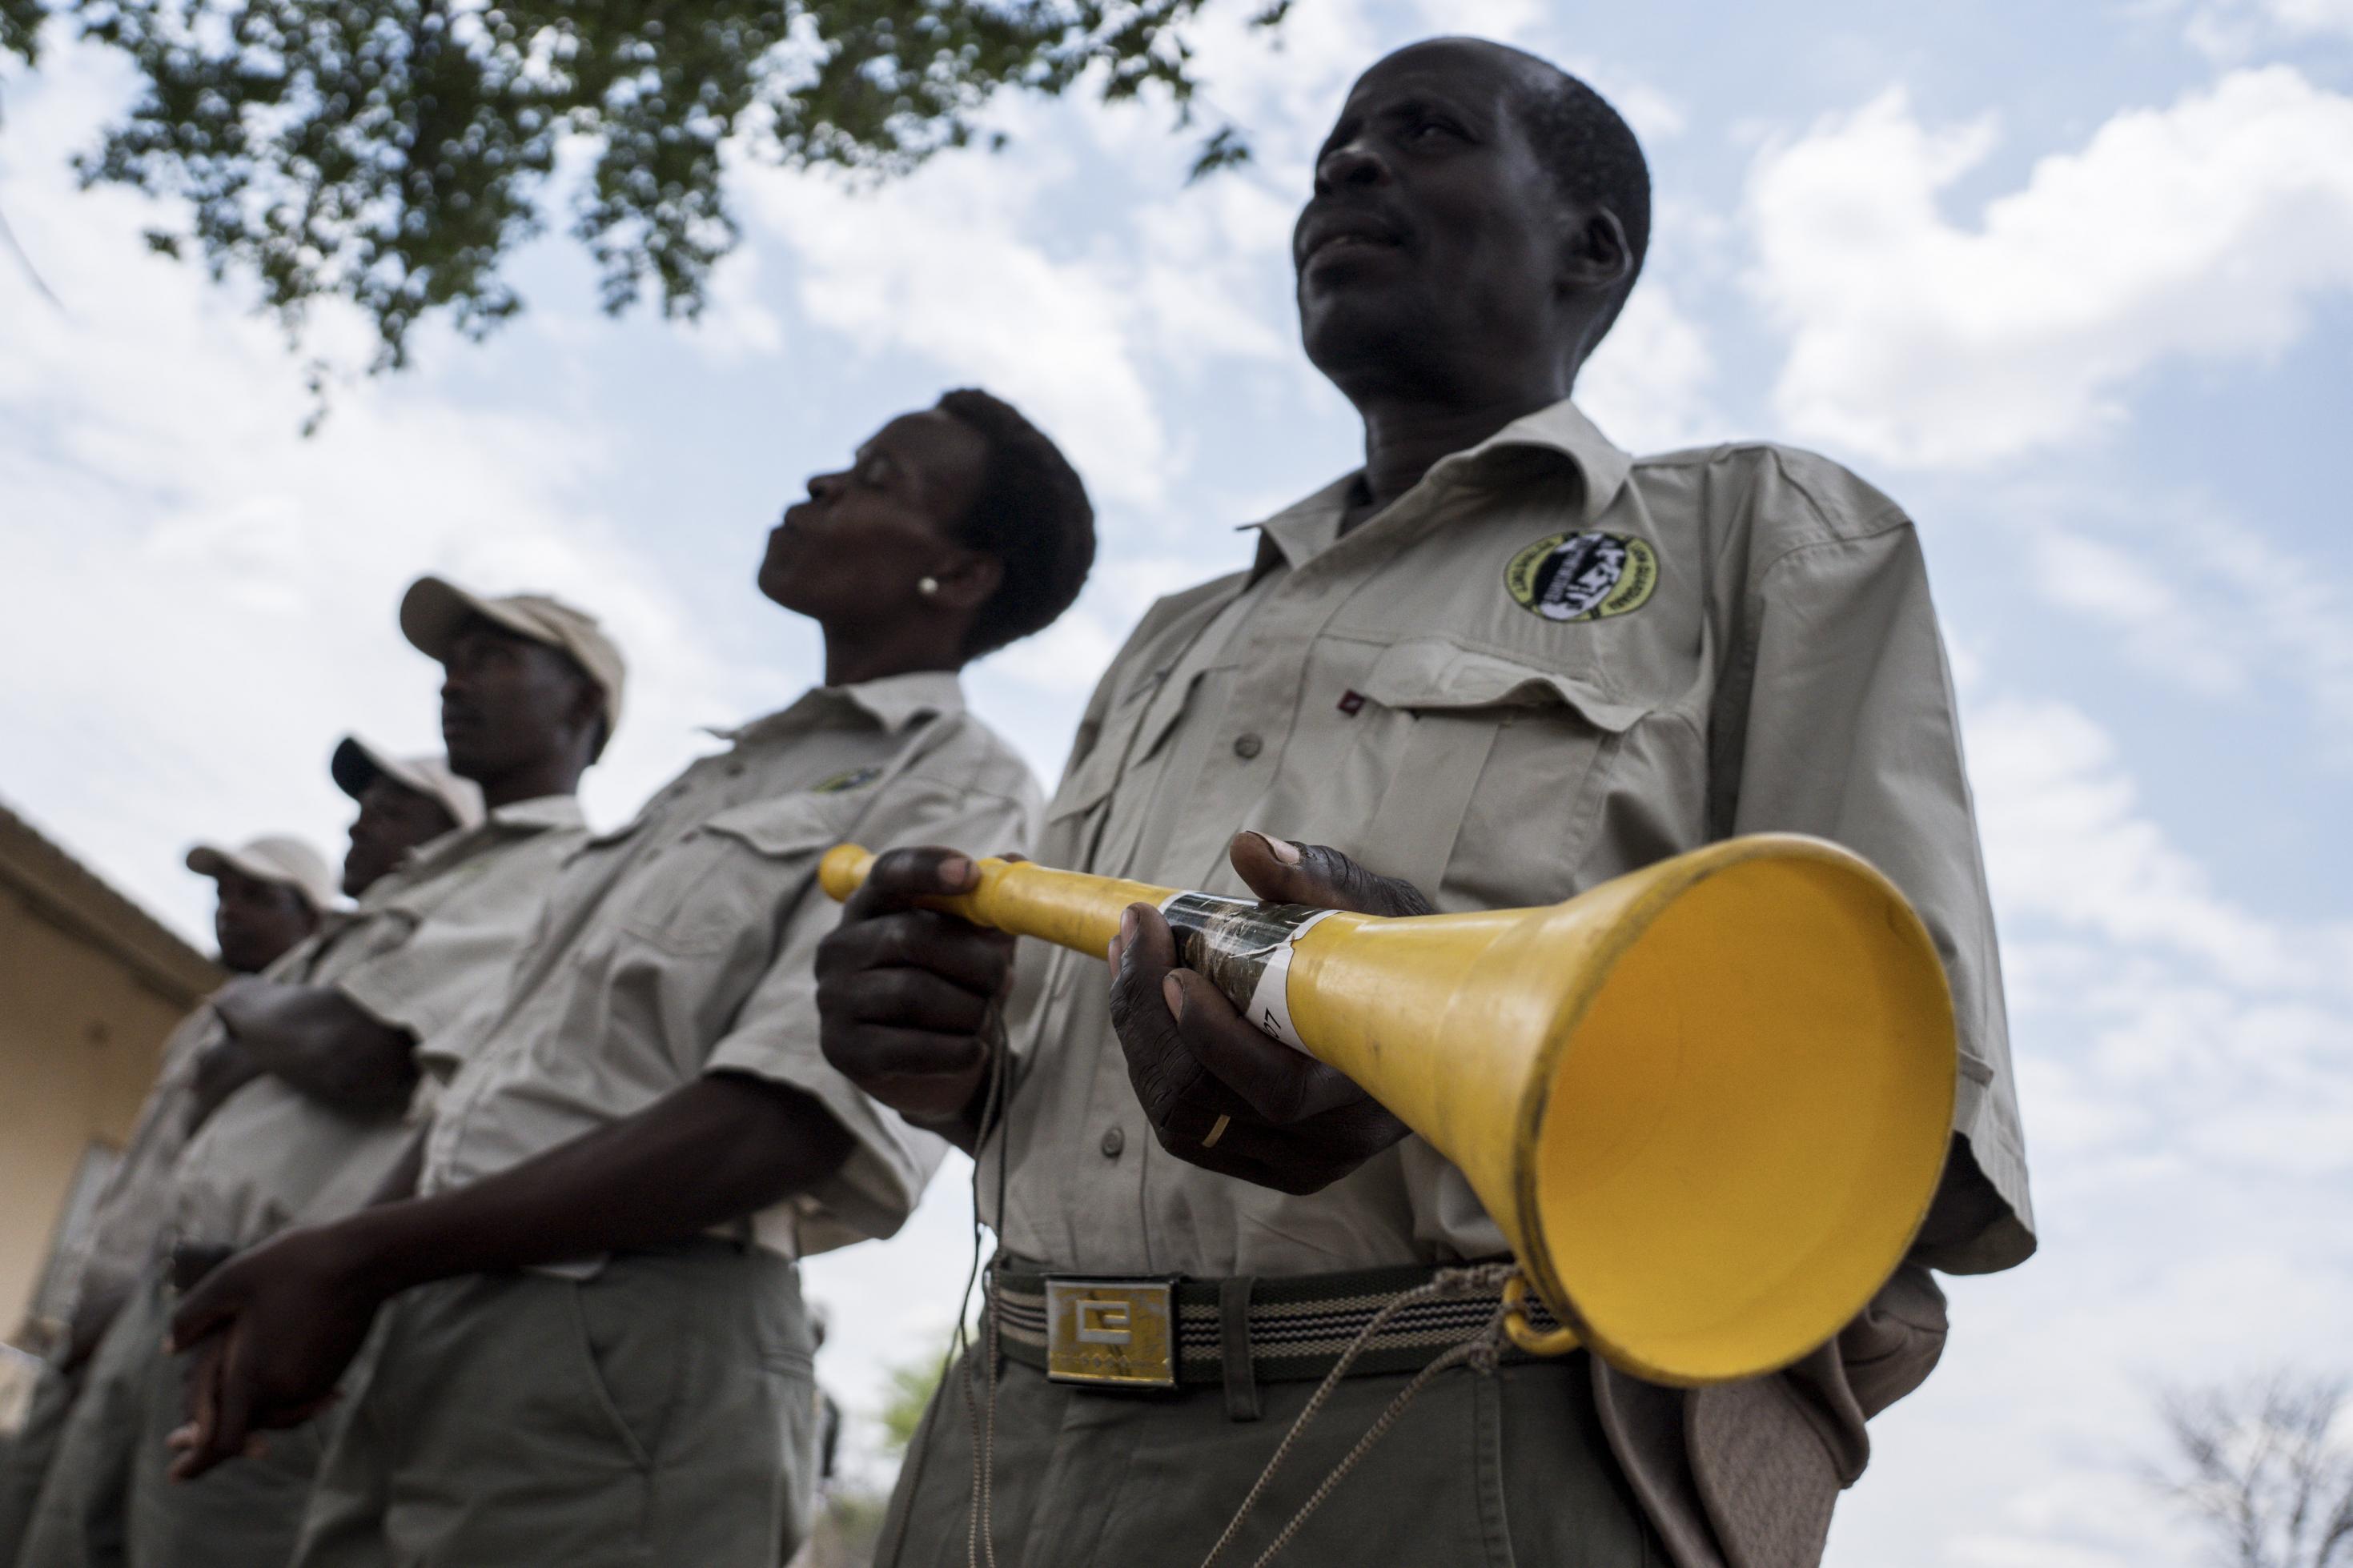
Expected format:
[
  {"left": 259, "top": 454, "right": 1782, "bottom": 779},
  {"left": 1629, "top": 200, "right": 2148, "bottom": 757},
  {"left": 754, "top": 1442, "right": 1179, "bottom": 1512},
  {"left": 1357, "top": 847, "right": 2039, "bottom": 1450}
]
[{"left": 819, "top": 835, "right": 1957, "bottom": 1388}]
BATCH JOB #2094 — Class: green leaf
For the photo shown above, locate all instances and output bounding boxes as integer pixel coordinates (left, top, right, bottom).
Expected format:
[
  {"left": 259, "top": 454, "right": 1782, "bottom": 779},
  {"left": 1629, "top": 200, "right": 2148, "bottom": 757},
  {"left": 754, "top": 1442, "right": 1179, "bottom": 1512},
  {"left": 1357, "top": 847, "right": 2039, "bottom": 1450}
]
[{"left": 1187, "top": 122, "right": 1252, "bottom": 182}]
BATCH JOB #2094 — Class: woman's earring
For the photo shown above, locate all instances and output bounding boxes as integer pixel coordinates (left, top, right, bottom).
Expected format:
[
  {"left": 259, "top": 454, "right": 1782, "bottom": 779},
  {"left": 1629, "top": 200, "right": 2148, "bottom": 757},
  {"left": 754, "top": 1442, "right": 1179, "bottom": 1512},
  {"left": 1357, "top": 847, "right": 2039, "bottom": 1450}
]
[{"left": 918, "top": 576, "right": 941, "bottom": 597}]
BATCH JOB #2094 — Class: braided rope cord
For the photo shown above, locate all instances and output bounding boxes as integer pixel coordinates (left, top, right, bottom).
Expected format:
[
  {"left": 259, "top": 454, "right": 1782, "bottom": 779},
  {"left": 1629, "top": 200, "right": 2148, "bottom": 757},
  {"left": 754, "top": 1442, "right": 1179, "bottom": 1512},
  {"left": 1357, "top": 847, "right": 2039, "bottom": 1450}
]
[
  {"left": 1196, "top": 1262, "right": 1520, "bottom": 1568},
  {"left": 956, "top": 1018, "right": 1014, "bottom": 1568}
]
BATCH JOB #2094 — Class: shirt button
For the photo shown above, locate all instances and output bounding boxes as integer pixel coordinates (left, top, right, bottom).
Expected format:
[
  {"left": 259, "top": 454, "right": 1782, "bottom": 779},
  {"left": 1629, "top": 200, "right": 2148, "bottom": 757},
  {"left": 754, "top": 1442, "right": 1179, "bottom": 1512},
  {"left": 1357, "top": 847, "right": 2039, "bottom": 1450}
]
[
  {"left": 1099, "top": 1126, "right": 1126, "bottom": 1157},
  {"left": 1232, "top": 733, "right": 1264, "bottom": 760},
  {"left": 725, "top": 761, "right": 747, "bottom": 778}
]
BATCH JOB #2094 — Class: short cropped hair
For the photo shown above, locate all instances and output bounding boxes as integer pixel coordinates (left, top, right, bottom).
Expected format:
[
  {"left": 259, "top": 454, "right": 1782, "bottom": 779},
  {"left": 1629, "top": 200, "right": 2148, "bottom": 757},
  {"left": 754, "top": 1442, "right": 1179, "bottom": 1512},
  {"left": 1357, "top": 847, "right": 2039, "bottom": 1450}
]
[
  {"left": 1513, "top": 63, "right": 1651, "bottom": 337},
  {"left": 934, "top": 389, "right": 1098, "bottom": 658}
]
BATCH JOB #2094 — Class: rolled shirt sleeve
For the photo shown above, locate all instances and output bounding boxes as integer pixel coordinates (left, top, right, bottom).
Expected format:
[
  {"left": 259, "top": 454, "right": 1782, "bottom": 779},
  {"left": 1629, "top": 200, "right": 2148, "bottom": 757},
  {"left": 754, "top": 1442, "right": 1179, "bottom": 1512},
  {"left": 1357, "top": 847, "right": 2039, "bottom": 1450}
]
[
  {"left": 419, "top": 680, "right": 1046, "bottom": 1271},
  {"left": 335, "top": 901, "right": 527, "bottom": 1045},
  {"left": 709, "top": 781, "right": 1034, "bottom": 1255},
  {"left": 1720, "top": 507, "right": 2035, "bottom": 1273}
]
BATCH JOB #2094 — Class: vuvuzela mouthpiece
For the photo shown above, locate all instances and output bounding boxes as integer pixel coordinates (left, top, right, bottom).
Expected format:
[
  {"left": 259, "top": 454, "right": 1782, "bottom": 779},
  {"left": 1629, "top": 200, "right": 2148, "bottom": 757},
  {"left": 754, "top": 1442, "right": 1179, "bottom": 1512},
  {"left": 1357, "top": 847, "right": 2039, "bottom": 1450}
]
[{"left": 822, "top": 835, "right": 1957, "bottom": 1388}]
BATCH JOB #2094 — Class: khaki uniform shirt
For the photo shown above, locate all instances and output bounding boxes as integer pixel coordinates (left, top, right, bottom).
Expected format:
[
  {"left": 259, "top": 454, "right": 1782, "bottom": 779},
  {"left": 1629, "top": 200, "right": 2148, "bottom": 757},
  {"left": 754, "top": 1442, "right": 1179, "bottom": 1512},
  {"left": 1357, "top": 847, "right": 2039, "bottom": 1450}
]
[
  {"left": 420, "top": 672, "right": 1038, "bottom": 1262},
  {"left": 168, "top": 798, "right": 586, "bottom": 1252},
  {"left": 985, "top": 398, "right": 2034, "bottom": 1567},
  {"left": 989, "top": 398, "right": 2030, "bottom": 1276},
  {"left": 58, "top": 1005, "right": 221, "bottom": 1320}
]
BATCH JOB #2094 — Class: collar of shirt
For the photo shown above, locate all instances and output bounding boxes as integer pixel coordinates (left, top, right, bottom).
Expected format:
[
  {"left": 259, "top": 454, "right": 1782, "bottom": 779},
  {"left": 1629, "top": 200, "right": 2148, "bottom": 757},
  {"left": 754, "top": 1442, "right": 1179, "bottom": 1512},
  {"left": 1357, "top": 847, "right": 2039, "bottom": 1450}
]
[
  {"left": 484, "top": 794, "right": 588, "bottom": 832},
  {"left": 1243, "top": 396, "right": 1633, "bottom": 578},
  {"left": 712, "top": 669, "right": 966, "bottom": 745},
  {"left": 372, "top": 793, "right": 587, "bottom": 896}
]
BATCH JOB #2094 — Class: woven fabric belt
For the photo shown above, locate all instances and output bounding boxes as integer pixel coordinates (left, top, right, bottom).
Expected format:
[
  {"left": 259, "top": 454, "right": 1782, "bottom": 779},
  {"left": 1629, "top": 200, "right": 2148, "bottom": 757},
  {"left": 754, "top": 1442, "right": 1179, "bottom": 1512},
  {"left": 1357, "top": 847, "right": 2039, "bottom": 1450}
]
[{"left": 990, "top": 1261, "right": 1568, "bottom": 1388}]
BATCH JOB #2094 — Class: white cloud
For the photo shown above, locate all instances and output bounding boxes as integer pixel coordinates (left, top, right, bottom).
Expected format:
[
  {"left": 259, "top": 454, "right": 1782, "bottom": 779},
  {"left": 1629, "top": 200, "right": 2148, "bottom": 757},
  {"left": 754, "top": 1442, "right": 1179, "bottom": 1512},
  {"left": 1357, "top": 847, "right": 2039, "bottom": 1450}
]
[
  {"left": 0, "top": 43, "right": 760, "bottom": 940},
  {"left": 2267, "top": 0, "right": 2353, "bottom": 31},
  {"left": 741, "top": 154, "right": 1181, "bottom": 512},
  {"left": 1967, "top": 696, "right": 2351, "bottom": 993},
  {"left": 685, "top": 243, "right": 785, "bottom": 361},
  {"left": 2002, "top": 493, "right": 2353, "bottom": 750},
  {"left": 1578, "top": 281, "right": 1719, "bottom": 453},
  {"left": 1745, "top": 68, "right": 2353, "bottom": 468},
  {"left": 1829, "top": 691, "right": 2353, "bottom": 1567},
  {"left": 2184, "top": 0, "right": 2353, "bottom": 59},
  {"left": 2023, "top": 528, "right": 2239, "bottom": 696}
]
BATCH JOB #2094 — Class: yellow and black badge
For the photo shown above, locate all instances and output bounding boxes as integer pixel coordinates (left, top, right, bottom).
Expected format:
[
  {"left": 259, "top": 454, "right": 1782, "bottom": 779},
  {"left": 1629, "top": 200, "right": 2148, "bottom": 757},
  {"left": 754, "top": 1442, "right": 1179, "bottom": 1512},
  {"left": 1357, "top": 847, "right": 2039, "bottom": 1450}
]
[{"left": 1505, "top": 531, "right": 1659, "bottom": 623}]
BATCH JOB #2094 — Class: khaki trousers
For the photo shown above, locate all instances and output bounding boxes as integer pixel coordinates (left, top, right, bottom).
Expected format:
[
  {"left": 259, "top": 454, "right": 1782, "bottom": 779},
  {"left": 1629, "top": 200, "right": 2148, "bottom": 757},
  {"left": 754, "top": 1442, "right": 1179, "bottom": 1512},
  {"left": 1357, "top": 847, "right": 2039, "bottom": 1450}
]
[
  {"left": 14, "top": 1265, "right": 328, "bottom": 1568},
  {"left": 877, "top": 1346, "right": 1664, "bottom": 1567},
  {"left": 123, "top": 1308, "right": 327, "bottom": 1568},
  {"left": 14, "top": 1274, "right": 160, "bottom": 1568},
  {"left": 295, "top": 1240, "right": 818, "bottom": 1568},
  {"left": 1, "top": 1362, "right": 82, "bottom": 1565}
]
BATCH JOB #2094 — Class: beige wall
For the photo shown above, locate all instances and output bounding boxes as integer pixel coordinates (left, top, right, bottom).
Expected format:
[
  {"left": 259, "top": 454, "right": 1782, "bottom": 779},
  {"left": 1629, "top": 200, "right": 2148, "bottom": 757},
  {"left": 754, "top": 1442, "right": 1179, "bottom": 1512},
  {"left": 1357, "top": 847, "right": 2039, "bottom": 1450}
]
[{"left": 0, "top": 883, "right": 200, "bottom": 1343}]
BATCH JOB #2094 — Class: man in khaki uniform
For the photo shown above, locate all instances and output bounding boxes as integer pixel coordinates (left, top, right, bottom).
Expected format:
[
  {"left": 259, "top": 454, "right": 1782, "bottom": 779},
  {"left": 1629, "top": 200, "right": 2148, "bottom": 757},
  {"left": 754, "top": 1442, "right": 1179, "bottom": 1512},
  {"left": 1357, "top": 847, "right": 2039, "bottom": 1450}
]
[
  {"left": 0, "top": 838, "right": 334, "bottom": 1568},
  {"left": 166, "top": 391, "right": 1098, "bottom": 1568},
  {"left": 821, "top": 41, "right": 2034, "bottom": 1568},
  {"left": 22, "top": 578, "right": 621, "bottom": 1568}
]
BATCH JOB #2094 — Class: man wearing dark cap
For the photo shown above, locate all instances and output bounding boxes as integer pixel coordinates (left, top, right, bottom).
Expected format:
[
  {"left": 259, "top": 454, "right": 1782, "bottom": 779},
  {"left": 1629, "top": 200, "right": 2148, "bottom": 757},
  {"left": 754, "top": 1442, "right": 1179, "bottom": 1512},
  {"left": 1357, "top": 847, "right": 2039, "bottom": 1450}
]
[
  {"left": 0, "top": 837, "right": 332, "bottom": 1567},
  {"left": 821, "top": 38, "right": 2034, "bottom": 1568}
]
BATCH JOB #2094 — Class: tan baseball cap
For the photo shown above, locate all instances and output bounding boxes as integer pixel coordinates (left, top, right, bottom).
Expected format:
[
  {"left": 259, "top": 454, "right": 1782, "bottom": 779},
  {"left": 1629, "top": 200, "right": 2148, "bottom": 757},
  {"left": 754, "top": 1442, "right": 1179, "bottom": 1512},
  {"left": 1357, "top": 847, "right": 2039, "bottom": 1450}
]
[
  {"left": 185, "top": 834, "right": 341, "bottom": 913},
  {"left": 330, "top": 736, "right": 487, "bottom": 832},
  {"left": 398, "top": 575, "right": 627, "bottom": 740}
]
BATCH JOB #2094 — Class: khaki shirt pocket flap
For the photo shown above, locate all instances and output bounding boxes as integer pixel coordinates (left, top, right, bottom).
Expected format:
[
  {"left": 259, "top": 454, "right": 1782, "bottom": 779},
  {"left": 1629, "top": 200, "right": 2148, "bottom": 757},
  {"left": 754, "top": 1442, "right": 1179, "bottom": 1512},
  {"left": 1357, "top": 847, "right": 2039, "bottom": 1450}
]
[
  {"left": 1359, "top": 640, "right": 1650, "bottom": 732},
  {"left": 1044, "top": 668, "right": 1192, "bottom": 822},
  {"left": 1044, "top": 736, "right": 1123, "bottom": 823},
  {"left": 702, "top": 797, "right": 841, "bottom": 861}
]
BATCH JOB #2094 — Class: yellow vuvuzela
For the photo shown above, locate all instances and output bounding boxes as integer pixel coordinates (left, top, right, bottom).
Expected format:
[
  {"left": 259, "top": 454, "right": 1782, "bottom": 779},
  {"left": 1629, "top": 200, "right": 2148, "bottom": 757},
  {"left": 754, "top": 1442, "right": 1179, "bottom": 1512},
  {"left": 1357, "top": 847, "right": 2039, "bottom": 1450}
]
[{"left": 819, "top": 835, "right": 1956, "bottom": 1388}]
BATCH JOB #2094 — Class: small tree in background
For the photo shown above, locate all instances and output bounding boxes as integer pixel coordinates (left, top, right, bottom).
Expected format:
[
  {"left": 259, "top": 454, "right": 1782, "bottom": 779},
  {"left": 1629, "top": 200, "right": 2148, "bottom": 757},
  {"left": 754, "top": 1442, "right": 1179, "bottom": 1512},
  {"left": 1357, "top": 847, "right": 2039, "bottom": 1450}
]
[
  {"left": 0, "top": 0, "right": 1289, "bottom": 380},
  {"left": 879, "top": 1341, "right": 946, "bottom": 1455},
  {"left": 2155, "top": 1374, "right": 2353, "bottom": 1568},
  {"left": 793, "top": 1341, "right": 955, "bottom": 1568}
]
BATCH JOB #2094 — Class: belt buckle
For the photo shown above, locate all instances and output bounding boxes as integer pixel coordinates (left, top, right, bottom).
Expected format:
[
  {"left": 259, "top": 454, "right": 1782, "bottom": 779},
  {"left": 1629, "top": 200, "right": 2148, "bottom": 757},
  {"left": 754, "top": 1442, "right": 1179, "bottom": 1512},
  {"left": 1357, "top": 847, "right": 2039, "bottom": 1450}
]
[{"left": 1043, "top": 1276, "right": 1179, "bottom": 1389}]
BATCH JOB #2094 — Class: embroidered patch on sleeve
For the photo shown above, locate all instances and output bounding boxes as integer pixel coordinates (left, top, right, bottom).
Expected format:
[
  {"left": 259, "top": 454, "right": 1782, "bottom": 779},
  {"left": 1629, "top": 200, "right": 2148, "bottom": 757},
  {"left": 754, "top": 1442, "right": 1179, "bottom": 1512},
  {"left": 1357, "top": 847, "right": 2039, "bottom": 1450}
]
[{"left": 1504, "top": 531, "right": 1659, "bottom": 622}]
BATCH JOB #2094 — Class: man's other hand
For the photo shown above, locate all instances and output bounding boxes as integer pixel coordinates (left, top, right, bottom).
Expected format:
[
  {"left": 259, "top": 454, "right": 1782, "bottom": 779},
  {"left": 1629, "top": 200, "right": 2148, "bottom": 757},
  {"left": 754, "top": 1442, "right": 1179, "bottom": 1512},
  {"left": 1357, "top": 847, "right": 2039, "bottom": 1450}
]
[{"left": 1107, "top": 832, "right": 1425, "bottom": 1195}]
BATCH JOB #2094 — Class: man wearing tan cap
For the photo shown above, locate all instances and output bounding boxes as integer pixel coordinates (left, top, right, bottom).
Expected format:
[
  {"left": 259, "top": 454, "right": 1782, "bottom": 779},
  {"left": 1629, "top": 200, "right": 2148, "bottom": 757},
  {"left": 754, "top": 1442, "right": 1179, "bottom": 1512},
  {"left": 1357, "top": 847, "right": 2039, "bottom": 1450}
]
[
  {"left": 23, "top": 579, "right": 620, "bottom": 1568},
  {"left": 398, "top": 575, "right": 626, "bottom": 776},
  {"left": 183, "top": 838, "right": 340, "bottom": 973},
  {"left": 1, "top": 834, "right": 334, "bottom": 1567}
]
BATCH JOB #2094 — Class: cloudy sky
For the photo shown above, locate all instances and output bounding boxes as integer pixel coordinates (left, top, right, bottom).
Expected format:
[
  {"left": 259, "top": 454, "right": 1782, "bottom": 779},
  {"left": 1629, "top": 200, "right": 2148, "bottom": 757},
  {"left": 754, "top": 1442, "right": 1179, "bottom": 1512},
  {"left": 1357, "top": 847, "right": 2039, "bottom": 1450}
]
[{"left": 5, "top": 0, "right": 2351, "bottom": 1560}]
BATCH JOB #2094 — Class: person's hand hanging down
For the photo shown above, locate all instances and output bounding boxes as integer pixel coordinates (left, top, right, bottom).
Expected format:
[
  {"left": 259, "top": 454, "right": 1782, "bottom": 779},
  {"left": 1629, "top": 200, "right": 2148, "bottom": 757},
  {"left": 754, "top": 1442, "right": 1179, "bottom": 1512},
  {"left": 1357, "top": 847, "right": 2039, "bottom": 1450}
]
[
  {"left": 164, "top": 1225, "right": 375, "bottom": 1478},
  {"left": 1108, "top": 832, "right": 1429, "bottom": 1196},
  {"left": 166, "top": 1067, "right": 858, "bottom": 1481}
]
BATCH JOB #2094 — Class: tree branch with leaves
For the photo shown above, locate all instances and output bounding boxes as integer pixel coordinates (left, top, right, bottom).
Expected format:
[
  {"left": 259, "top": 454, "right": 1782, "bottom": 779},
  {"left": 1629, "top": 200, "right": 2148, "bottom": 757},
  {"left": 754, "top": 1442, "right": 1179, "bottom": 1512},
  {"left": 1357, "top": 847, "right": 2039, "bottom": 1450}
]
[{"left": 2, "top": 0, "right": 1288, "bottom": 377}]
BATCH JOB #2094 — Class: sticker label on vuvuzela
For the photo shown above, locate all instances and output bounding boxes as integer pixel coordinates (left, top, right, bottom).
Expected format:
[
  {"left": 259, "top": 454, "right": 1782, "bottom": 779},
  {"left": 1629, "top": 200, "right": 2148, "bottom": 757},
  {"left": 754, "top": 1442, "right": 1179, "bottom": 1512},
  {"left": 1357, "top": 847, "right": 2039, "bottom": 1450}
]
[{"left": 1157, "top": 893, "right": 1339, "bottom": 1055}]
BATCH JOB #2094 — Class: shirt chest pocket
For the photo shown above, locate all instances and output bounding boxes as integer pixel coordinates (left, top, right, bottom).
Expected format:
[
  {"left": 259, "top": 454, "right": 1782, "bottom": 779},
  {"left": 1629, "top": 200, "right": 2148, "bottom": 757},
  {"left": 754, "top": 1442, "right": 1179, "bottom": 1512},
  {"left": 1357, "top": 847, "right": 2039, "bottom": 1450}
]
[
  {"left": 612, "top": 797, "right": 841, "bottom": 956},
  {"left": 1039, "top": 665, "right": 1199, "bottom": 871},
  {"left": 1347, "top": 639, "right": 1652, "bottom": 911}
]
